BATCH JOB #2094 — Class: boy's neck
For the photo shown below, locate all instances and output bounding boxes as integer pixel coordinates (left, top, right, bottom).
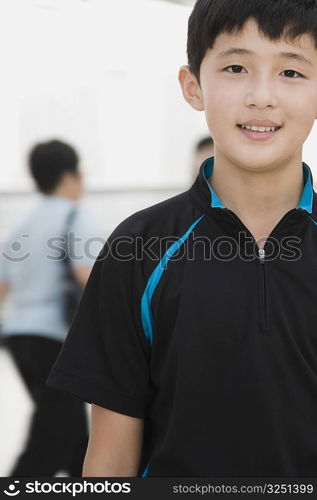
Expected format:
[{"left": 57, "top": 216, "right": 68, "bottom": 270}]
[{"left": 208, "top": 150, "right": 305, "bottom": 247}]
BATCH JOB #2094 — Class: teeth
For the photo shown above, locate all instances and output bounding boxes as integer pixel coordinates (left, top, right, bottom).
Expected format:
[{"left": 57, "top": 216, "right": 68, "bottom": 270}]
[{"left": 240, "top": 125, "right": 279, "bottom": 132}]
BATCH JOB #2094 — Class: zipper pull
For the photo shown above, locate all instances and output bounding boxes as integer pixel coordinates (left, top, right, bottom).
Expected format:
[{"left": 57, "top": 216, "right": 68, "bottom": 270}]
[{"left": 258, "top": 248, "right": 265, "bottom": 264}]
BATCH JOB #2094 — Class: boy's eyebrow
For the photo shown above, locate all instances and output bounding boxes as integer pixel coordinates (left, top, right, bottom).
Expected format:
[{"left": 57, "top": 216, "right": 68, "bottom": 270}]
[{"left": 216, "top": 47, "right": 313, "bottom": 67}]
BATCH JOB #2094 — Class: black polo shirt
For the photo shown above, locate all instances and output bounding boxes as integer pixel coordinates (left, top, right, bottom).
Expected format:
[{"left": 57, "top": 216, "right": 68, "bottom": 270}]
[{"left": 47, "top": 157, "right": 317, "bottom": 477}]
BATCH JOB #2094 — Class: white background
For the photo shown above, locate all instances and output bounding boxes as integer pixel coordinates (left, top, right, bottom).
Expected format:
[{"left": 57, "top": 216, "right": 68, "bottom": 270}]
[
  {"left": 0, "top": 0, "right": 207, "bottom": 193},
  {"left": 1, "top": 0, "right": 317, "bottom": 477}
]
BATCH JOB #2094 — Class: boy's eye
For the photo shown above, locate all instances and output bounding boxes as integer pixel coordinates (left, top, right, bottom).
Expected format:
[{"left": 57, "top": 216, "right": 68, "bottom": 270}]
[
  {"left": 223, "top": 65, "right": 246, "bottom": 73},
  {"left": 223, "top": 65, "right": 303, "bottom": 78},
  {"left": 281, "top": 69, "right": 303, "bottom": 78}
]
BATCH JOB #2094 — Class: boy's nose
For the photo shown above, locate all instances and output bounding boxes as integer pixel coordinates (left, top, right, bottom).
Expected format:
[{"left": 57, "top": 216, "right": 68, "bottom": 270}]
[{"left": 244, "top": 80, "right": 278, "bottom": 109}]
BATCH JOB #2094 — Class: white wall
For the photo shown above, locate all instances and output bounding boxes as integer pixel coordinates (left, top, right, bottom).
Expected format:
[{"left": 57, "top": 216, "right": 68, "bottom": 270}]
[
  {"left": 1, "top": 0, "right": 317, "bottom": 477},
  {"left": 0, "top": 0, "right": 316, "bottom": 197},
  {"left": 0, "top": 0, "right": 208, "bottom": 193}
]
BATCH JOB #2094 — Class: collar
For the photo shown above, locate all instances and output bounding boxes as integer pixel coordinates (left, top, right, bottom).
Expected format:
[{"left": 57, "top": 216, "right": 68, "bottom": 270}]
[{"left": 189, "top": 156, "right": 315, "bottom": 215}]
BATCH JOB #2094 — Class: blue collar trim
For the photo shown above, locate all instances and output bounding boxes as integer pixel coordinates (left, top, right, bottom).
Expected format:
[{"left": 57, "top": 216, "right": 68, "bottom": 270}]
[
  {"left": 203, "top": 157, "right": 314, "bottom": 213},
  {"left": 202, "top": 157, "right": 225, "bottom": 208},
  {"left": 298, "top": 162, "right": 313, "bottom": 213}
]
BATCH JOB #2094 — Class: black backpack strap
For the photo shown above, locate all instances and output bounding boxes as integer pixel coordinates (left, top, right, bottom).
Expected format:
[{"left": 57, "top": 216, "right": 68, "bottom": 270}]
[
  {"left": 63, "top": 207, "right": 77, "bottom": 263},
  {"left": 61, "top": 206, "right": 82, "bottom": 326},
  {"left": 64, "top": 207, "right": 77, "bottom": 236}
]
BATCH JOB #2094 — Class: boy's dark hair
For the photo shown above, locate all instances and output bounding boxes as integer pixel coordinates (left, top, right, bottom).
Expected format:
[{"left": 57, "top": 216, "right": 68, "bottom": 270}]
[
  {"left": 196, "top": 136, "right": 214, "bottom": 152},
  {"left": 28, "top": 139, "right": 79, "bottom": 194},
  {"left": 187, "top": 0, "right": 317, "bottom": 85}
]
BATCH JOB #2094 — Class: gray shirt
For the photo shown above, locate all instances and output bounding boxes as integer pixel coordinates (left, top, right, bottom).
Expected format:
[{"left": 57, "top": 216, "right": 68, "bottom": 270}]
[{"left": 0, "top": 195, "right": 103, "bottom": 342}]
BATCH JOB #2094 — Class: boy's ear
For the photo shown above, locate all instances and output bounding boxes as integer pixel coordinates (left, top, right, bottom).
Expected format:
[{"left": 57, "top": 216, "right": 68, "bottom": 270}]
[{"left": 178, "top": 65, "right": 204, "bottom": 111}]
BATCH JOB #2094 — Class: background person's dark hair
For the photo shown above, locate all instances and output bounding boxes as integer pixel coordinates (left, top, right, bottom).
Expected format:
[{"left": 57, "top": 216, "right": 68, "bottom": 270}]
[
  {"left": 28, "top": 140, "right": 79, "bottom": 194},
  {"left": 187, "top": 0, "right": 317, "bottom": 85},
  {"left": 196, "top": 136, "right": 214, "bottom": 152}
]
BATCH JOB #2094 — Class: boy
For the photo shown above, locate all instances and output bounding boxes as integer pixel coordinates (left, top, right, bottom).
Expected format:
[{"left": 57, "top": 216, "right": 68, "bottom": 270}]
[{"left": 47, "top": 0, "right": 317, "bottom": 477}]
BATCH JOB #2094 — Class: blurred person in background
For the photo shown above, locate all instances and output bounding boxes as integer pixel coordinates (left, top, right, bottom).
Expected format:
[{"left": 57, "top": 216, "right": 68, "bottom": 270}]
[
  {"left": 0, "top": 139, "right": 102, "bottom": 477},
  {"left": 192, "top": 136, "right": 214, "bottom": 180}
]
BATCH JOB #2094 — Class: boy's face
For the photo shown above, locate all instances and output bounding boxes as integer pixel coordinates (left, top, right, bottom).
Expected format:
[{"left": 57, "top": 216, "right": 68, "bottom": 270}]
[{"left": 179, "top": 18, "right": 317, "bottom": 171}]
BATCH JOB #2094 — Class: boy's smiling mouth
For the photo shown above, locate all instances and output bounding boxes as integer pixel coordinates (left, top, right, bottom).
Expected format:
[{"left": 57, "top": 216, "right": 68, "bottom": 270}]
[
  {"left": 237, "top": 121, "right": 282, "bottom": 141},
  {"left": 238, "top": 119, "right": 281, "bottom": 129},
  {"left": 238, "top": 124, "right": 281, "bottom": 132}
]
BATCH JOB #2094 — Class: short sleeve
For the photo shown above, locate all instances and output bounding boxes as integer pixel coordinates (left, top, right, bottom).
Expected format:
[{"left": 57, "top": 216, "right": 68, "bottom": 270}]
[
  {"left": 46, "top": 226, "right": 152, "bottom": 418},
  {"left": 0, "top": 240, "right": 10, "bottom": 283},
  {"left": 68, "top": 207, "right": 104, "bottom": 269}
]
